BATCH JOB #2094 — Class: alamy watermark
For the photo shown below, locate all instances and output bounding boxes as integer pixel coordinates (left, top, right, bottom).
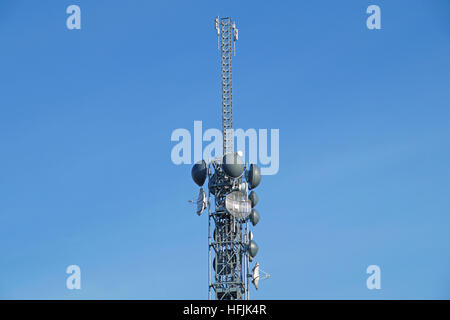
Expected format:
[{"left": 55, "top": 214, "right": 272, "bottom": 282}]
[
  {"left": 66, "top": 5, "right": 81, "bottom": 30},
  {"left": 66, "top": 265, "right": 81, "bottom": 290},
  {"left": 366, "top": 5, "right": 381, "bottom": 30},
  {"left": 366, "top": 265, "right": 381, "bottom": 290},
  {"left": 170, "top": 121, "right": 279, "bottom": 175}
]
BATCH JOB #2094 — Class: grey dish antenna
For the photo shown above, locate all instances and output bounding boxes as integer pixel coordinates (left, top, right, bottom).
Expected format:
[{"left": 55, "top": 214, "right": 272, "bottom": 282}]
[
  {"left": 223, "top": 153, "right": 244, "bottom": 178},
  {"left": 246, "top": 164, "right": 261, "bottom": 190},
  {"left": 192, "top": 160, "right": 207, "bottom": 186},
  {"left": 248, "top": 191, "right": 259, "bottom": 208},
  {"left": 249, "top": 209, "right": 260, "bottom": 226},
  {"left": 248, "top": 240, "right": 259, "bottom": 258}
]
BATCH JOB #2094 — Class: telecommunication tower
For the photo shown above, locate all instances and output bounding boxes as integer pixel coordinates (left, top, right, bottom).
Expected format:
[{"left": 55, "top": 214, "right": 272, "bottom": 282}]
[{"left": 190, "top": 17, "right": 269, "bottom": 300}]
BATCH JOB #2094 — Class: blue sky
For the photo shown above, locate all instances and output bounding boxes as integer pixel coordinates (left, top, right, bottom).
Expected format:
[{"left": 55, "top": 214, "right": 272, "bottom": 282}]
[{"left": 0, "top": 0, "right": 449, "bottom": 299}]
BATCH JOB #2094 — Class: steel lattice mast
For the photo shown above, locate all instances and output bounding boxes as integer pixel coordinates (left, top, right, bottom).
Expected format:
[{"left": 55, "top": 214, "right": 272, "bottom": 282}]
[
  {"left": 208, "top": 17, "right": 246, "bottom": 300},
  {"left": 191, "top": 16, "right": 266, "bottom": 301}
]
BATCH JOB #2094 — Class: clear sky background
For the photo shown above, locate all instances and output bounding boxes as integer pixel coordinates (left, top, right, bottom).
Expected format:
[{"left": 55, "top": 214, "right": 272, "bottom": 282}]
[{"left": 0, "top": 0, "right": 449, "bottom": 299}]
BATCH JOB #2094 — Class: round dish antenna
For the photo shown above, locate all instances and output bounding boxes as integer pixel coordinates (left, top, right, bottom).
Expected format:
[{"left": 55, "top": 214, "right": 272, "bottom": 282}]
[{"left": 225, "top": 191, "right": 252, "bottom": 219}]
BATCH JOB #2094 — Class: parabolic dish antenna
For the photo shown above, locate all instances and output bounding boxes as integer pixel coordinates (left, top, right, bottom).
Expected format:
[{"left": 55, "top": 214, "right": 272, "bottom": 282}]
[
  {"left": 251, "top": 262, "right": 270, "bottom": 290},
  {"left": 225, "top": 191, "right": 252, "bottom": 219},
  {"left": 196, "top": 188, "right": 207, "bottom": 216},
  {"left": 252, "top": 262, "right": 260, "bottom": 290}
]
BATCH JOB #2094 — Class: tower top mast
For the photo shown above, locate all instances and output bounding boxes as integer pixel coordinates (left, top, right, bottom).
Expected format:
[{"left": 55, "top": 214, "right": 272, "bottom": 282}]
[{"left": 216, "top": 17, "right": 238, "bottom": 156}]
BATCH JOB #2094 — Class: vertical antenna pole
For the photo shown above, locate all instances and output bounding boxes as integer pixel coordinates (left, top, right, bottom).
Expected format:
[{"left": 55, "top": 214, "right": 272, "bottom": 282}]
[{"left": 220, "top": 17, "right": 234, "bottom": 156}]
